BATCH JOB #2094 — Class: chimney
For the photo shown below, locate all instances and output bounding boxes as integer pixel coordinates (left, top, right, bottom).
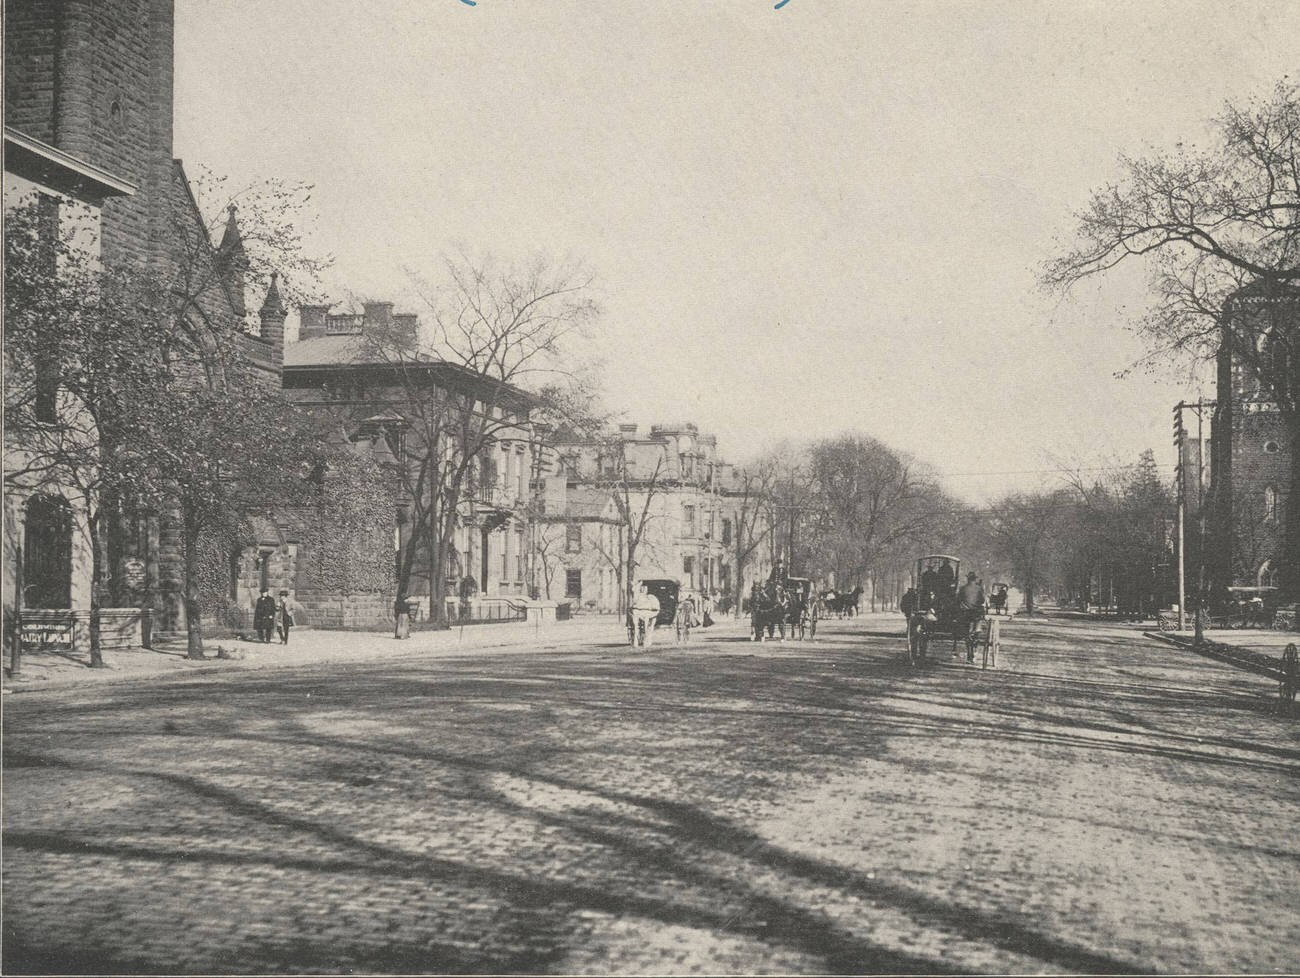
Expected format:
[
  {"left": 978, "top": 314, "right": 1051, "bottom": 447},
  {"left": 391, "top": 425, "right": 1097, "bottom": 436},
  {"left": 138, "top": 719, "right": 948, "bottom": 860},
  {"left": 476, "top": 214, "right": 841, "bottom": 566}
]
[
  {"left": 299, "top": 304, "right": 329, "bottom": 339},
  {"left": 258, "top": 271, "right": 288, "bottom": 365},
  {"left": 392, "top": 312, "right": 419, "bottom": 343},
  {"left": 364, "top": 301, "right": 394, "bottom": 330}
]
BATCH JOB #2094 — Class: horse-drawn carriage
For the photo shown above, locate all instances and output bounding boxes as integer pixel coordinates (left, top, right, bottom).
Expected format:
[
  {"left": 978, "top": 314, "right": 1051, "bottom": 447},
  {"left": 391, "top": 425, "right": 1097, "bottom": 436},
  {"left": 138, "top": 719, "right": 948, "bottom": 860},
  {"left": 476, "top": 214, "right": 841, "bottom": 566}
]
[
  {"left": 822, "top": 585, "right": 863, "bottom": 618},
  {"left": 905, "top": 554, "right": 998, "bottom": 668},
  {"left": 750, "top": 576, "right": 818, "bottom": 641},
  {"left": 628, "top": 578, "right": 679, "bottom": 646},
  {"left": 1155, "top": 586, "right": 1279, "bottom": 632},
  {"left": 989, "top": 583, "right": 1010, "bottom": 616}
]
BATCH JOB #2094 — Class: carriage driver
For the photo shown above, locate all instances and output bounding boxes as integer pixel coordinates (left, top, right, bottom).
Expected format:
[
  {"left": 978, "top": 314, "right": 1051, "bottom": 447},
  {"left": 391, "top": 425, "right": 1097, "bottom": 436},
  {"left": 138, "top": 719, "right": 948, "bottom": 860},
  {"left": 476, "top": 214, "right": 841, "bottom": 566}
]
[{"left": 957, "top": 572, "right": 986, "bottom": 662}]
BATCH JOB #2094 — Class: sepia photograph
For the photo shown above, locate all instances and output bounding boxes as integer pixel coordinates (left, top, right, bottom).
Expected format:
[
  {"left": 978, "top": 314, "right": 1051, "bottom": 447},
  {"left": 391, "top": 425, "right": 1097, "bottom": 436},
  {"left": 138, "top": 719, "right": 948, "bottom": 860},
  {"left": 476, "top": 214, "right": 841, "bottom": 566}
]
[{"left": 3, "top": 1, "right": 1298, "bottom": 974}]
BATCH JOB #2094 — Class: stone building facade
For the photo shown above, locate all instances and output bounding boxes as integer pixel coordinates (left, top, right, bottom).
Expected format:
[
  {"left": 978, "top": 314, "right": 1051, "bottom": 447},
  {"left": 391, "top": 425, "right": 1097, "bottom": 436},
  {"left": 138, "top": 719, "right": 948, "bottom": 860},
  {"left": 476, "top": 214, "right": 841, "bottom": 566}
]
[
  {"left": 4, "top": 0, "right": 286, "bottom": 639},
  {"left": 545, "top": 422, "right": 770, "bottom": 614},
  {"left": 3, "top": 128, "right": 138, "bottom": 651}
]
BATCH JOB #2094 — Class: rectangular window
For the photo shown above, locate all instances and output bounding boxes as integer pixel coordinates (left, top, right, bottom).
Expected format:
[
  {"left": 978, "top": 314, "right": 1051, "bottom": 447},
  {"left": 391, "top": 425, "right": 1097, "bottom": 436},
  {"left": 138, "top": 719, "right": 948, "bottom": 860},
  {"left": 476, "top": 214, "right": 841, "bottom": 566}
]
[
  {"left": 683, "top": 505, "right": 695, "bottom": 535},
  {"left": 566, "top": 569, "right": 582, "bottom": 599},
  {"left": 683, "top": 555, "right": 694, "bottom": 576},
  {"left": 566, "top": 524, "right": 582, "bottom": 552},
  {"left": 721, "top": 518, "right": 732, "bottom": 545}
]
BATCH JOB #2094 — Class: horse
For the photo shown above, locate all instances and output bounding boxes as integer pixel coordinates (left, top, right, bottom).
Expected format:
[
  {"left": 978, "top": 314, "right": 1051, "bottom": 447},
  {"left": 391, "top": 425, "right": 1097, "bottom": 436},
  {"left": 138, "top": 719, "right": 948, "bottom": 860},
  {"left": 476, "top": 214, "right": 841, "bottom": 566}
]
[
  {"left": 824, "top": 585, "right": 863, "bottom": 618},
  {"left": 750, "top": 581, "right": 791, "bottom": 641}
]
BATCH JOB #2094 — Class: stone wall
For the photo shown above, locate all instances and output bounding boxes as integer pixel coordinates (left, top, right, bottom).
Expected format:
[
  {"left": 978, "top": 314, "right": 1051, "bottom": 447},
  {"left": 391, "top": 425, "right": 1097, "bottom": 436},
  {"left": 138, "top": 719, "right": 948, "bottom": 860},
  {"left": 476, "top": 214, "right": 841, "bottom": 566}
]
[{"left": 294, "top": 592, "right": 395, "bottom": 631}]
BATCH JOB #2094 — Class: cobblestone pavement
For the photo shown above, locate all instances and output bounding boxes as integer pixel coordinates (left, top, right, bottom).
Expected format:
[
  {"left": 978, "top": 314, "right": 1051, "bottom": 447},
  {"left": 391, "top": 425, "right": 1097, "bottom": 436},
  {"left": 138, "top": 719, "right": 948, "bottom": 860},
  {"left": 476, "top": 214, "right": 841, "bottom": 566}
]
[{"left": 4, "top": 615, "right": 1298, "bottom": 975}]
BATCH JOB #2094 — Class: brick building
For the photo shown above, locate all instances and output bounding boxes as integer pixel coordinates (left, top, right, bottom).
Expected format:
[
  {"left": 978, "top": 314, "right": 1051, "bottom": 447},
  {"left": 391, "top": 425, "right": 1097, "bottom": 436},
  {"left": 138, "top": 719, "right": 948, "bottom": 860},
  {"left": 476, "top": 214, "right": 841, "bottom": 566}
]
[
  {"left": 282, "top": 301, "right": 547, "bottom": 626},
  {"left": 4, "top": 0, "right": 285, "bottom": 639}
]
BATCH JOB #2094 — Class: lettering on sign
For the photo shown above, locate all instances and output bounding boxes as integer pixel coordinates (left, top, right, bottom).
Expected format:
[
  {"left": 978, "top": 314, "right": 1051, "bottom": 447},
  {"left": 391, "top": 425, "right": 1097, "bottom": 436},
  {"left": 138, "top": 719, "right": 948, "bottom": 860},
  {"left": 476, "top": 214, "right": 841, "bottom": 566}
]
[
  {"left": 123, "top": 558, "right": 147, "bottom": 590},
  {"left": 20, "top": 617, "right": 75, "bottom": 650}
]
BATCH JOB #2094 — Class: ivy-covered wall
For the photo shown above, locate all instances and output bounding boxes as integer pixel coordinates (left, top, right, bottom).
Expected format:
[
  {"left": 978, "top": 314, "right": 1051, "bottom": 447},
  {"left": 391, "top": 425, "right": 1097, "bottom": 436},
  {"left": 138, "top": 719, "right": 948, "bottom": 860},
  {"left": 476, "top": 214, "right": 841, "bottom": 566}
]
[{"left": 299, "top": 449, "right": 397, "bottom": 596}]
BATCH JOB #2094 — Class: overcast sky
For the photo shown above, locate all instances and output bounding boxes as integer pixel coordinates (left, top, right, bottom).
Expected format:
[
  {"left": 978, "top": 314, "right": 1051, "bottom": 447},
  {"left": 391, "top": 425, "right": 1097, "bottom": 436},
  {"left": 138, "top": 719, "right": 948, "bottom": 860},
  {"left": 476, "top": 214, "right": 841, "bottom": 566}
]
[{"left": 173, "top": 0, "right": 1299, "bottom": 501}]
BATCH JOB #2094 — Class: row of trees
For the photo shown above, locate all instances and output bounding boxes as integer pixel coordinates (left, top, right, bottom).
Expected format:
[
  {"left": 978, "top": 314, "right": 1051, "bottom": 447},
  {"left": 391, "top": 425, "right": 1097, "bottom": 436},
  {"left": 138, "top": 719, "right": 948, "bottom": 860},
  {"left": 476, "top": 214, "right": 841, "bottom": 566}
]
[
  {"left": 7, "top": 176, "right": 606, "bottom": 653},
  {"left": 4, "top": 197, "right": 323, "bottom": 662},
  {"left": 721, "top": 430, "right": 1179, "bottom": 621}
]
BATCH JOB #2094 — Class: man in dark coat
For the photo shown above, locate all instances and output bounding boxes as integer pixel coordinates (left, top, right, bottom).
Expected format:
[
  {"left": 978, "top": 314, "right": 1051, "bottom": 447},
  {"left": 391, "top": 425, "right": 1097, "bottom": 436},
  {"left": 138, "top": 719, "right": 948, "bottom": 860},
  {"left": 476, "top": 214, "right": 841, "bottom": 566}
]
[
  {"left": 253, "top": 589, "right": 276, "bottom": 643},
  {"left": 957, "top": 572, "right": 986, "bottom": 662}
]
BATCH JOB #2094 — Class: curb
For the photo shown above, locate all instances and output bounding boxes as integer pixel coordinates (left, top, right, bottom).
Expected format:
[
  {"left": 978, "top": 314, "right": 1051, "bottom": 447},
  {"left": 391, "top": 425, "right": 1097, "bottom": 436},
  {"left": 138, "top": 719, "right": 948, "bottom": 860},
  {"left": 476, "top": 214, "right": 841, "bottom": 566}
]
[
  {"left": 1, "top": 621, "right": 760, "bottom": 696},
  {"left": 1143, "top": 630, "right": 1284, "bottom": 681}
]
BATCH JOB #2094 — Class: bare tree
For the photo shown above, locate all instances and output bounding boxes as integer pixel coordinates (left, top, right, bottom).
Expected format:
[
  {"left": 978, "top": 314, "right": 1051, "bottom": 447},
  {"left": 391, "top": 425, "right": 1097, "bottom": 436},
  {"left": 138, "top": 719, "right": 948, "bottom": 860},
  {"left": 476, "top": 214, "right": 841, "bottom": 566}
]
[
  {"left": 725, "top": 457, "right": 777, "bottom": 617},
  {"left": 1044, "top": 79, "right": 1300, "bottom": 590},
  {"left": 362, "top": 253, "right": 600, "bottom": 624},
  {"left": 986, "top": 490, "right": 1070, "bottom": 614},
  {"left": 806, "top": 434, "right": 957, "bottom": 588}
]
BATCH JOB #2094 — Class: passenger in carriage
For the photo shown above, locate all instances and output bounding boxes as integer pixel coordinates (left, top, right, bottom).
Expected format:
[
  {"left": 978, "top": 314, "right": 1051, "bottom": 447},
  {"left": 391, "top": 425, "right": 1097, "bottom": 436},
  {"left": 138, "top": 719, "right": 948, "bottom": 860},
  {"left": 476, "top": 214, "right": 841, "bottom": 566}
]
[
  {"left": 936, "top": 559, "right": 956, "bottom": 592},
  {"left": 919, "top": 562, "right": 939, "bottom": 611}
]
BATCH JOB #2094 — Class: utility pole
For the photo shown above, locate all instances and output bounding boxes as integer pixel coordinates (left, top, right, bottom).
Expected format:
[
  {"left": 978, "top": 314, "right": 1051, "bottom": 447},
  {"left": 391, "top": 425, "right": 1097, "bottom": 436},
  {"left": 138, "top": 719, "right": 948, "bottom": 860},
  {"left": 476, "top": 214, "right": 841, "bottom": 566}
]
[
  {"left": 1174, "top": 402, "right": 1186, "bottom": 631},
  {"left": 1194, "top": 398, "right": 1207, "bottom": 646}
]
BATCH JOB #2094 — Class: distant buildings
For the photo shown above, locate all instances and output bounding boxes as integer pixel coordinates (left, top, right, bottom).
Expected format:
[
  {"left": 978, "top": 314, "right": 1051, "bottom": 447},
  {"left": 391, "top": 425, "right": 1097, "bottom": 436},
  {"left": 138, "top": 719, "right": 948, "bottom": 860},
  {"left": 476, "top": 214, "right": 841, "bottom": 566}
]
[{"left": 545, "top": 422, "right": 770, "bottom": 613}]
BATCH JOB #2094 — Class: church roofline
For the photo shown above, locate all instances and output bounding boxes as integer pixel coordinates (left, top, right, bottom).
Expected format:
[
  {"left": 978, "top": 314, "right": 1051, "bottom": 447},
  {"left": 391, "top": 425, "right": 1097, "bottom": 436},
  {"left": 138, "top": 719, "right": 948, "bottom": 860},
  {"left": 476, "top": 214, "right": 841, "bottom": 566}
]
[{"left": 4, "top": 126, "right": 138, "bottom": 198}]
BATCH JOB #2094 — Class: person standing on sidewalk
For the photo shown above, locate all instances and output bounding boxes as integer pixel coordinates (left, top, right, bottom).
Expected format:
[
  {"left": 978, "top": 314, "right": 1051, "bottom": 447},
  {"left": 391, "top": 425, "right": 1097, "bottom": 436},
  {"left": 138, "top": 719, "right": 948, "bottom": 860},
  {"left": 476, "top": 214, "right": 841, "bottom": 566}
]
[
  {"left": 276, "top": 591, "right": 295, "bottom": 645},
  {"left": 254, "top": 590, "right": 277, "bottom": 643}
]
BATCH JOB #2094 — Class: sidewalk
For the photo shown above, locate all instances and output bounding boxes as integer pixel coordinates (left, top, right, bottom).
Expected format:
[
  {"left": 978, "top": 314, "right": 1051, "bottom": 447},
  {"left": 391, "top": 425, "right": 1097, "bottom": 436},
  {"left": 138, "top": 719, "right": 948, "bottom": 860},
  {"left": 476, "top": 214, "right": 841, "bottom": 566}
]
[
  {"left": 2, "top": 613, "right": 758, "bottom": 694},
  {"left": 1144, "top": 624, "right": 1295, "bottom": 678}
]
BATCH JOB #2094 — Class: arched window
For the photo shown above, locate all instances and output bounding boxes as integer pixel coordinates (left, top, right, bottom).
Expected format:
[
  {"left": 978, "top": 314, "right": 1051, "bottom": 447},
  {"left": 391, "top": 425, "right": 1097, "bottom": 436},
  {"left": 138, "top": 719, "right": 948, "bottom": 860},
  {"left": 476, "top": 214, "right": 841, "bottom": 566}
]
[
  {"left": 23, "top": 494, "right": 72, "bottom": 609},
  {"left": 1264, "top": 486, "right": 1278, "bottom": 522},
  {"left": 1258, "top": 561, "right": 1275, "bottom": 588}
]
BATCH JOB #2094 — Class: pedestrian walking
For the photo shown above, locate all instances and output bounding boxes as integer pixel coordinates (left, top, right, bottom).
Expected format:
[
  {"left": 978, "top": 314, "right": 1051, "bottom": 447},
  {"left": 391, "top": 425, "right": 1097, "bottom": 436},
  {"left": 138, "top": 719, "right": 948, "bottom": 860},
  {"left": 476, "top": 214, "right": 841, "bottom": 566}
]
[
  {"left": 276, "top": 590, "right": 294, "bottom": 645},
  {"left": 253, "top": 589, "right": 276, "bottom": 643}
]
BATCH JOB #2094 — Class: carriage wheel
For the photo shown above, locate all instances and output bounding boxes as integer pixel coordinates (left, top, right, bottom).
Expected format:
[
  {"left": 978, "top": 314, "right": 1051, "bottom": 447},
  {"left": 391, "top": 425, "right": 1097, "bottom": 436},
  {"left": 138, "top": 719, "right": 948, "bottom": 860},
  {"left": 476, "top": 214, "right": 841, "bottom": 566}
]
[{"left": 809, "top": 612, "right": 818, "bottom": 639}]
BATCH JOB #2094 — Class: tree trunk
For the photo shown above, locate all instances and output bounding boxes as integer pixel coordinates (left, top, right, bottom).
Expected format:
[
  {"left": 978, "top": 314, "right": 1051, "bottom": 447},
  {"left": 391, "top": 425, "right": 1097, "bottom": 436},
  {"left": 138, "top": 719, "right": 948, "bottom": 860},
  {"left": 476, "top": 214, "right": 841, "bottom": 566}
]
[
  {"left": 182, "top": 514, "right": 205, "bottom": 660},
  {"left": 432, "top": 531, "right": 450, "bottom": 626},
  {"left": 88, "top": 508, "right": 106, "bottom": 668}
]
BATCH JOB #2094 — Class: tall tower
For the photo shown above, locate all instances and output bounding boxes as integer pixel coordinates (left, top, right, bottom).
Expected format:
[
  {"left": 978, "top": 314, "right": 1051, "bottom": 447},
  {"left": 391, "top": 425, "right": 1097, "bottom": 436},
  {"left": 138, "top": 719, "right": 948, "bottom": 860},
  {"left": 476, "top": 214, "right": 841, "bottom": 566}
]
[{"left": 4, "top": 0, "right": 177, "bottom": 274}]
